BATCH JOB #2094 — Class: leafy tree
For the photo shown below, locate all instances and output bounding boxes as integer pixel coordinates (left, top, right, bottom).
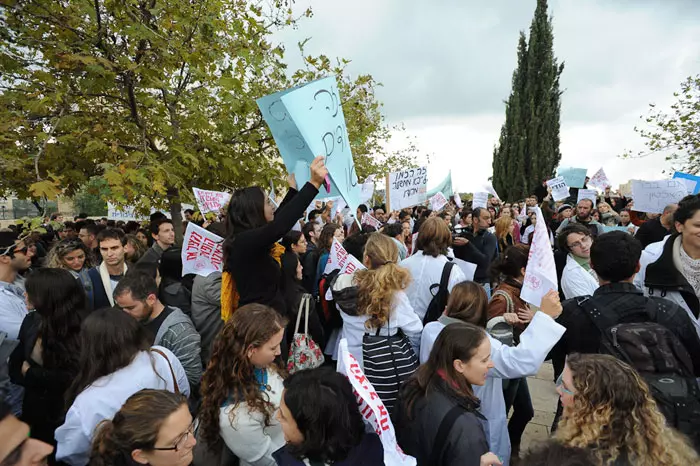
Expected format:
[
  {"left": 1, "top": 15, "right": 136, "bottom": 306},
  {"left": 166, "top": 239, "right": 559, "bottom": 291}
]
[
  {"left": 0, "top": 0, "right": 417, "bottom": 241},
  {"left": 73, "top": 178, "right": 109, "bottom": 217},
  {"left": 627, "top": 75, "right": 700, "bottom": 174},
  {"left": 492, "top": 0, "right": 564, "bottom": 201}
]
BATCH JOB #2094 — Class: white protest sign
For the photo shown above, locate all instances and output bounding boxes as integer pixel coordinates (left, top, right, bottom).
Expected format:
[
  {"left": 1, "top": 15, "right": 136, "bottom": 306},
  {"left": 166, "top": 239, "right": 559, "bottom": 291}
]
[
  {"left": 362, "top": 213, "right": 383, "bottom": 229},
  {"left": 192, "top": 188, "right": 232, "bottom": 214},
  {"left": 324, "top": 238, "right": 366, "bottom": 275},
  {"left": 630, "top": 180, "right": 687, "bottom": 214},
  {"left": 546, "top": 176, "right": 570, "bottom": 202},
  {"left": 337, "top": 339, "right": 417, "bottom": 466},
  {"left": 454, "top": 193, "right": 463, "bottom": 209},
  {"left": 588, "top": 167, "right": 612, "bottom": 190},
  {"left": 452, "top": 258, "right": 476, "bottom": 282},
  {"left": 429, "top": 192, "right": 448, "bottom": 211},
  {"left": 107, "top": 203, "right": 142, "bottom": 221},
  {"left": 360, "top": 175, "right": 376, "bottom": 204},
  {"left": 472, "top": 192, "right": 489, "bottom": 209},
  {"left": 520, "top": 207, "right": 558, "bottom": 308},
  {"left": 577, "top": 189, "right": 598, "bottom": 205},
  {"left": 181, "top": 222, "right": 224, "bottom": 277},
  {"left": 268, "top": 180, "right": 278, "bottom": 209},
  {"left": 388, "top": 167, "right": 428, "bottom": 210}
]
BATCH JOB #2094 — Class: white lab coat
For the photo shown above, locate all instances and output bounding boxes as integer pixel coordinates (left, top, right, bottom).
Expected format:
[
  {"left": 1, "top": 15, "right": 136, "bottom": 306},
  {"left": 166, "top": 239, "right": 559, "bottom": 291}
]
[
  {"left": 55, "top": 347, "right": 190, "bottom": 466},
  {"left": 561, "top": 254, "right": 599, "bottom": 299},
  {"left": 420, "top": 312, "right": 565, "bottom": 466},
  {"left": 401, "top": 251, "right": 467, "bottom": 321}
]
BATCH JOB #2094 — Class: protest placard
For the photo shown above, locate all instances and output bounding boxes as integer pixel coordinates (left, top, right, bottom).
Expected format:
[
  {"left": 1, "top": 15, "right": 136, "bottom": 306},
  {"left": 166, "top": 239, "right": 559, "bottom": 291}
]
[
  {"left": 619, "top": 181, "right": 633, "bottom": 197},
  {"left": 360, "top": 175, "right": 376, "bottom": 203},
  {"left": 324, "top": 238, "right": 366, "bottom": 275},
  {"left": 388, "top": 167, "right": 428, "bottom": 210},
  {"left": 471, "top": 192, "right": 489, "bottom": 209},
  {"left": 452, "top": 258, "right": 476, "bottom": 282},
  {"left": 181, "top": 222, "right": 224, "bottom": 277},
  {"left": 107, "top": 203, "right": 142, "bottom": 221},
  {"left": 520, "top": 207, "right": 558, "bottom": 307},
  {"left": 630, "top": 180, "right": 687, "bottom": 214},
  {"left": 672, "top": 172, "right": 700, "bottom": 195},
  {"left": 337, "top": 339, "right": 417, "bottom": 466},
  {"left": 557, "top": 167, "right": 587, "bottom": 188},
  {"left": 577, "top": 189, "right": 598, "bottom": 205},
  {"left": 429, "top": 192, "right": 448, "bottom": 211},
  {"left": 257, "top": 77, "right": 362, "bottom": 223},
  {"left": 588, "top": 167, "right": 612, "bottom": 190},
  {"left": 192, "top": 188, "right": 231, "bottom": 215},
  {"left": 546, "top": 176, "right": 570, "bottom": 202},
  {"left": 362, "top": 213, "right": 383, "bottom": 230},
  {"left": 454, "top": 193, "right": 463, "bottom": 209}
]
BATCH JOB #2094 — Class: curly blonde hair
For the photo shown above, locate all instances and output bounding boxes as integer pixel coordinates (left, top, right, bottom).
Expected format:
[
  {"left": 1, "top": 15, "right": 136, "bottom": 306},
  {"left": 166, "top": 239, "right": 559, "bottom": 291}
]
[
  {"left": 556, "top": 353, "right": 699, "bottom": 466},
  {"left": 354, "top": 233, "right": 410, "bottom": 329}
]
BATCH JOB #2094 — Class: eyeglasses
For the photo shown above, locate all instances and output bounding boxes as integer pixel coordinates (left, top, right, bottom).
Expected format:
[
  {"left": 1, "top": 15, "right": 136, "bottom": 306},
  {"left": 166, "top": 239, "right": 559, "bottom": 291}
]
[
  {"left": 556, "top": 373, "right": 574, "bottom": 396},
  {"left": 152, "top": 419, "right": 197, "bottom": 452},
  {"left": 567, "top": 236, "right": 592, "bottom": 250},
  {"left": 0, "top": 243, "right": 27, "bottom": 257}
]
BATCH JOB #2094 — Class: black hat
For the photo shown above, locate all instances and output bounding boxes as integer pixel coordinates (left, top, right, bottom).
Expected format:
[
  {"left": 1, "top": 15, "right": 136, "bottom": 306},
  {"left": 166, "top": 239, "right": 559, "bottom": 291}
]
[{"left": 557, "top": 204, "right": 573, "bottom": 214}]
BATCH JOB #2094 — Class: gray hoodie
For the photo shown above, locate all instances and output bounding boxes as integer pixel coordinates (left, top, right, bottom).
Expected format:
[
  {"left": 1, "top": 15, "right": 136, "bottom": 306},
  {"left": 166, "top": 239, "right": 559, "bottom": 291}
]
[{"left": 155, "top": 307, "right": 202, "bottom": 388}]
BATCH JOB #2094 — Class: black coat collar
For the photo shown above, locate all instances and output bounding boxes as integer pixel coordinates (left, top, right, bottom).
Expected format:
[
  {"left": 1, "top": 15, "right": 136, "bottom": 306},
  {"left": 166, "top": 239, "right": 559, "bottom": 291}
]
[{"left": 645, "top": 235, "right": 699, "bottom": 318}]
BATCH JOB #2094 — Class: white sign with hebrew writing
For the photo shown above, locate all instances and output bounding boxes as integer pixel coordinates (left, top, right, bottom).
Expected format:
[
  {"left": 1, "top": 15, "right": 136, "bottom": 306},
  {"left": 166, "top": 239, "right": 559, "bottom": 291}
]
[
  {"left": 429, "top": 192, "right": 448, "bottom": 212},
  {"left": 546, "top": 176, "right": 570, "bottom": 202},
  {"left": 630, "top": 180, "right": 687, "bottom": 214},
  {"left": 472, "top": 192, "right": 489, "bottom": 209},
  {"left": 181, "top": 222, "right": 224, "bottom": 277},
  {"left": 388, "top": 167, "right": 428, "bottom": 210}
]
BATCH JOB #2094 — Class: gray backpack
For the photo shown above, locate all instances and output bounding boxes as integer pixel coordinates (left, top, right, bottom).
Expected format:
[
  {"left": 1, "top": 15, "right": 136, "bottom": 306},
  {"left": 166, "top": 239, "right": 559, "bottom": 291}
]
[{"left": 487, "top": 290, "right": 515, "bottom": 346}]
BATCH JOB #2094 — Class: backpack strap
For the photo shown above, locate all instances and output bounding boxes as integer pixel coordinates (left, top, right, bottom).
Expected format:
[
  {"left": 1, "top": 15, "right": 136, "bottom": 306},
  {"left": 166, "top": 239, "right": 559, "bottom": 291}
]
[
  {"left": 492, "top": 290, "right": 514, "bottom": 315},
  {"left": 439, "top": 260, "right": 455, "bottom": 294},
  {"left": 577, "top": 296, "right": 636, "bottom": 367},
  {"left": 430, "top": 405, "right": 464, "bottom": 465}
]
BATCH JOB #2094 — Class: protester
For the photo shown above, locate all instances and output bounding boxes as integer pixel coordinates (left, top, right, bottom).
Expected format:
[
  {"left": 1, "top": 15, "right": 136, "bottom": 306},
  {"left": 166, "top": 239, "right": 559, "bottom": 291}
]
[
  {"left": 8, "top": 269, "right": 85, "bottom": 458},
  {"left": 124, "top": 234, "right": 147, "bottom": 264},
  {"left": 157, "top": 248, "right": 192, "bottom": 315},
  {"left": 313, "top": 223, "right": 345, "bottom": 295},
  {"left": 617, "top": 208, "right": 638, "bottom": 233},
  {"left": 549, "top": 204, "right": 572, "bottom": 233},
  {"left": 396, "top": 323, "right": 501, "bottom": 466},
  {"left": 520, "top": 212, "right": 536, "bottom": 244},
  {"left": 494, "top": 215, "right": 515, "bottom": 255},
  {"left": 223, "top": 157, "right": 327, "bottom": 318},
  {"left": 519, "top": 440, "right": 596, "bottom": 466},
  {"left": 636, "top": 195, "right": 700, "bottom": 337},
  {"left": 402, "top": 218, "right": 467, "bottom": 321},
  {"left": 89, "top": 389, "right": 194, "bottom": 466},
  {"left": 331, "top": 233, "right": 422, "bottom": 410},
  {"left": 382, "top": 222, "right": 409, "bottom": 260},
  {"left": 595, "top": 201, "right": 619, "bottom": 227},
  {"left": 135, "top": 228, "right": 150, "bottom": 248},
  {"left": 280, "top": 231, "right": 307, "bottom": 256},
  {"left": 453, "top": 207, "right": 498, "bottom": 296},
  {"left": 558, "top": 224, "right": 599, "bottom": 299},
  {"left": 300, "top": 222, "right": 322, "bottom": 293},
  {"left": 114, "top": 271, "right": 202, "bottom": 389},
  {"left": 555, "top": 353, "right": 699, "bottom": 465},
  {"left": 87, "top": 229, "right": 129, "bottom": 309},
  {"left": 45, "top": 238, "right": 95, "bottom": 302},
  {"left": 55, "top": 308, "right": 189, "bottom": 465},
  {"left": 555, "top": 199, "right": 605, "bottom": 237},
  {"left": 139, "top": 218, "right": 176, "bottom": 264},
  {"left": 272, "top": 367, "right": 383, "bottom": 466},
  {"left": 0, "top": 231, "right": 34, "bottom": 340},
  {"left": 280, "top": 250, "right": 325, "bottom": 350},
  {"left": 634, "top": 203, "right": 678, "bottom": 248},
  {"left": 420, "top": 281, "right": 563, "bottom": 464},
  {"left": 198, "top": 304, "right": 287, "bottom": 466},
  {"left": 0, "top": 398, "right": 55, "bottom": 465},
  {"left": 78, "top": 223, "right": 101, "bottom": 260}
]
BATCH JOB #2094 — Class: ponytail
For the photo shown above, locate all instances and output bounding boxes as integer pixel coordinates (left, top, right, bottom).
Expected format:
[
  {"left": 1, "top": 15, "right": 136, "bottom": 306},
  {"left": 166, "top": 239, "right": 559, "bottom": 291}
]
[
  {"left": 90, "top": 420, "right": 129, "bottom": 466},
  {"left": 355, "top": 233, "right": 411, "bottom": 329}
]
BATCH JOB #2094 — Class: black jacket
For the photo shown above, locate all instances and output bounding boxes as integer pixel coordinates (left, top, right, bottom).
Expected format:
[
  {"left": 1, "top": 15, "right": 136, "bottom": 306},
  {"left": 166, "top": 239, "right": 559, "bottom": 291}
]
[
  {"left": 395, "top": 381, "right": 489, "bottom": 466},
  {"left": 550, "top": 282, "right": 700, "bottom": 378},
  {"left": 635, "top": 217, "right": 671, "bottom": 248},
  {"left": 272, "top": 432, "right": 385, "bottom": 466},
  {"left": 8, "top": 312, "right": 76, "bottom": 446},
  {"left": 644, "top": 234, "right": 700, "bottom": 319},
  {"left": 453, "top": 228, "right": 498, "bottom": 283},
  {"left": 226, "top": 183, "right": 318, "bottom": 316}
]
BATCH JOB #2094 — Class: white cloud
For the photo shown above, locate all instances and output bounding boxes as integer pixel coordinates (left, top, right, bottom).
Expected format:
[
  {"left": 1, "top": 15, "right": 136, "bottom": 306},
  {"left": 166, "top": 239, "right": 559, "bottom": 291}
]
[{"left": 272, "top": 0, "right": 700, "bottom": 198}]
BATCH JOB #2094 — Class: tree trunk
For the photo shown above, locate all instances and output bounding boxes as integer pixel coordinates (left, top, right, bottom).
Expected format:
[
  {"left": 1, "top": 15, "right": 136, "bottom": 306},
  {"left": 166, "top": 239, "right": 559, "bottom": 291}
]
[{"left": 167, "top": 187, "right": 185, "bottom": 244}]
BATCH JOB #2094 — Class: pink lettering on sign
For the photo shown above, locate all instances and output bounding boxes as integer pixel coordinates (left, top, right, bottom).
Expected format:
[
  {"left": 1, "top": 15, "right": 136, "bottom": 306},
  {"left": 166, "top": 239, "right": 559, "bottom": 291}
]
[{"left": 185, "top": 232, "right": 203, "bottom": 261}]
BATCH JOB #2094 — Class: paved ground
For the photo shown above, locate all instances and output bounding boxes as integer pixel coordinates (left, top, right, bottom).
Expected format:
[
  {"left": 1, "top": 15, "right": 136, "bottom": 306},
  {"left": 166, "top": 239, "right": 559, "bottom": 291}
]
[{"left": 519, "top": 362, "right": 559, "bottom": 453}]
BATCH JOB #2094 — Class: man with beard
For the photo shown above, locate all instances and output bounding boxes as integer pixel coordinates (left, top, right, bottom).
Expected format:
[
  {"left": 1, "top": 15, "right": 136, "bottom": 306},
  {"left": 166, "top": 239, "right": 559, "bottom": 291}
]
[
  {"left": 555, "top": 198, "right": 605, "bottom": 238},
  {"left": 114, "top": 271, "right": 202, "bottom": 389}
]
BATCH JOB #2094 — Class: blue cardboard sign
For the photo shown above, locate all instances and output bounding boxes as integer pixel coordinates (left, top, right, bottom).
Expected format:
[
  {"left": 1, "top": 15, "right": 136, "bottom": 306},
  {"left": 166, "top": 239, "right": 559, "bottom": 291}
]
[
  {"left": 672, "top": 172, "right": 700, "bottom": 195},
  {"left": 557, "top": 168, "right": 588, "bottom": 189}
]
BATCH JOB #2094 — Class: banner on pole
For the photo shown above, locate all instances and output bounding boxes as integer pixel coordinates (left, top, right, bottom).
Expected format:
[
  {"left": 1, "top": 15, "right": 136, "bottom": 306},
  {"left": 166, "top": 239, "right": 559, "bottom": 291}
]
[
  {"left": 520, "top": 207, "right": 558, "bottom": 308},
  {"left": 388, "top": 167, "right": 428, "bottom": 210},
  {"left": 181, "top": 222, "right": 224, "bottom": 277},
  {"left": 192, "top": 188, "right": 231, "bottom": 214}
]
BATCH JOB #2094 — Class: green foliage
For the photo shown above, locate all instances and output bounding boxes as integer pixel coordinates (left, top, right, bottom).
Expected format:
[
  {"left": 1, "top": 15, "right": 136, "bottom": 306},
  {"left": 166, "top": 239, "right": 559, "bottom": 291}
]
[
  {"left": 73, "top": 178, "right": 109, "bottom": 216},
  {"left": 626, "top": 75, "right": 700, "bottom": 174},
  {"left": 492, "top": 0, "right": 564, "bottom": 201},
  {"left": 0, "top": 0, "right": 417, "bottom": 231}
]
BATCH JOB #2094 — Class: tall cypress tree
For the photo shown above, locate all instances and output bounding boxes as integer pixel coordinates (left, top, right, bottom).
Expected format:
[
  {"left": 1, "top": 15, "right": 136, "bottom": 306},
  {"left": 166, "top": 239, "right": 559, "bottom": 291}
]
[{"left": 492, "top": 0, "right": 564, "bottom": 201}]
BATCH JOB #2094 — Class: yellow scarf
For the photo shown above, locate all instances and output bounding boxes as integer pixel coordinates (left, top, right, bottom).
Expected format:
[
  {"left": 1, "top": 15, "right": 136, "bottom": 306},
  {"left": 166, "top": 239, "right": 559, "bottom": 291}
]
[{"left": 221, "top": 243, "right": 286, "bottom": 321}]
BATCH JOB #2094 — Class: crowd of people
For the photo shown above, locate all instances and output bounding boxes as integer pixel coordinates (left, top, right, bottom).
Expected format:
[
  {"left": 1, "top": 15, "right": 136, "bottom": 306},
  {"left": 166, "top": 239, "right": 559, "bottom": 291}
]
[{"left": 1, "top": 158, "right": 700, "bottom": 466}]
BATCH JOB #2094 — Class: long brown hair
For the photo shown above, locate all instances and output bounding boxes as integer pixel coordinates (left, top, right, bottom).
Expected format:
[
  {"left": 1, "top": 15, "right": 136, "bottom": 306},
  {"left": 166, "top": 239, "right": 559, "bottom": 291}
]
[
  {"left": 354, "top": 233, "right": 411, "bottom": 329},
  {"left": 400, "top": 323, "right": 486, "bottom": 416},
  {"left": 556, "top": 354, "right": 699, "bottom": 465},
  {"left": 444, "top": 281, "right": 489, "bottom": 328},
  {"left": 90, "top": 389, "right": 188, "bottom": 466},
  {"left": 199, "top": 304, "right": 288, "bottom": 446}
]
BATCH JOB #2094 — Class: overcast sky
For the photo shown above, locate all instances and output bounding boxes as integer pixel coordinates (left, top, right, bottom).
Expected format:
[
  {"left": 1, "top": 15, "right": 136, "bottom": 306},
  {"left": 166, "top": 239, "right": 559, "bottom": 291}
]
[{"left": 272, "top": 0, "right": 700, "bottom": 194}]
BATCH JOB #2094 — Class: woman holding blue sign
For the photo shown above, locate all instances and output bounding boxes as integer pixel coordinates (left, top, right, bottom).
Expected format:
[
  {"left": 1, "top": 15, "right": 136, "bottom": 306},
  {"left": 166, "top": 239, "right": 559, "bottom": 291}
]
[{"left": 223, "top": 156, "right": 328, "bottom": 322}]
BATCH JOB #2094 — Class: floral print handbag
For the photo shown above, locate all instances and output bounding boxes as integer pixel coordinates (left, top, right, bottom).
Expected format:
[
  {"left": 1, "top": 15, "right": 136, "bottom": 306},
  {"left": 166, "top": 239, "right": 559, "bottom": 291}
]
[{"left": 287, "top": 293, "right": 325, "bottom": 373}]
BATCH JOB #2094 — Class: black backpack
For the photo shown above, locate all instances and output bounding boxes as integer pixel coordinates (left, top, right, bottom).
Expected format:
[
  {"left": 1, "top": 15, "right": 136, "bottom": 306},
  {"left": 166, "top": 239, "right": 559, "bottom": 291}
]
[
  {"left": 578, "top": 296, "right": 700, "bottom": 448},
  {"left": 423, "top": 261, "right": 455, "bottom": 325}
]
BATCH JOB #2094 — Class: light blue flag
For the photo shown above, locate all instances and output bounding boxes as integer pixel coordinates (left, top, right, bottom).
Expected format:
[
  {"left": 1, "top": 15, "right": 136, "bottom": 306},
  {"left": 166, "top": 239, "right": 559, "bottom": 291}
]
[
  {"left": 557, "top": 168, "right": 588, "bottom": 189},
  {"left": 672, "top": 172, "right": 700, "bottom": 195},
  {"left": 257, "top": 77, "right": 362, "bottom": 219},
  {"left": 426, "top": 171, "right": 453, "bottom": 199}
]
